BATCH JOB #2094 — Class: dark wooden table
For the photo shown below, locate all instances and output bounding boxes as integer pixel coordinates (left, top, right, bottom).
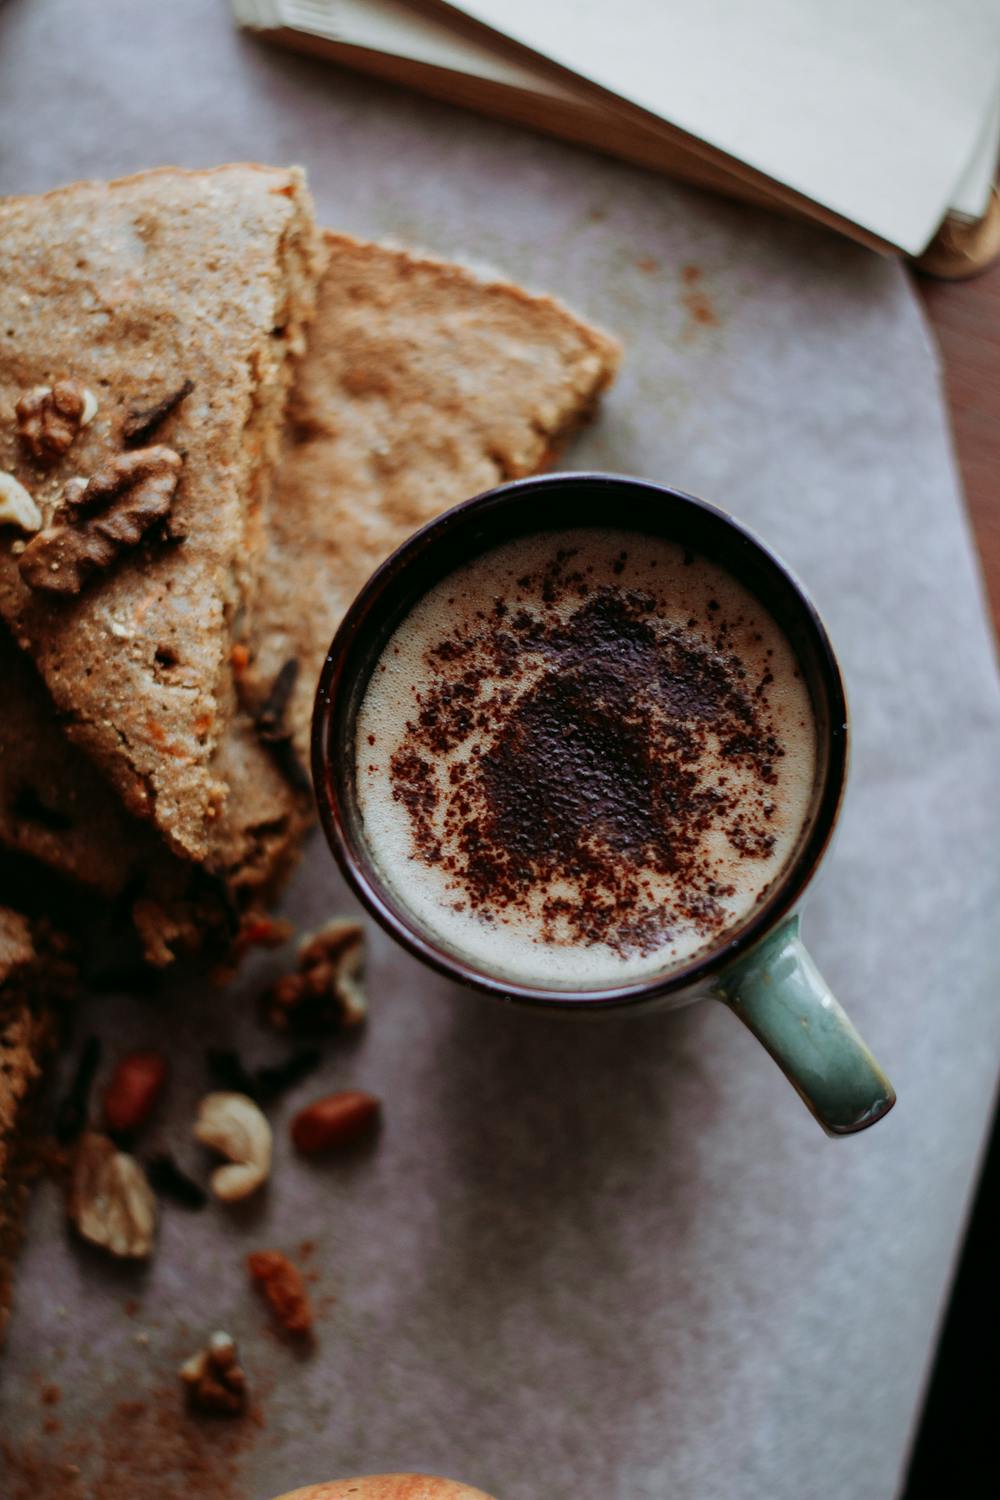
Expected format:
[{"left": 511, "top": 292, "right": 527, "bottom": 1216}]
[
  {"left": 918, "top": 264, "right": 1000, "bottom": 643},
  {"left": 904, "top": 266, "right": 998, "bottom": 1497}
]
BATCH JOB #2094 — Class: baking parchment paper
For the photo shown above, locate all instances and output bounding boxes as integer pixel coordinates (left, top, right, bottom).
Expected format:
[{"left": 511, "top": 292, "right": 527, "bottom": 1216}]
[{"left": 1, "top": 3, "right": 999, "bottom": 1497}]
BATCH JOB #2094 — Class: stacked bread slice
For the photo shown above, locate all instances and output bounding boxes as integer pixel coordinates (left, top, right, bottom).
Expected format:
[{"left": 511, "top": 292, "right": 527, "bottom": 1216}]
[
  {"left": 0, "top": 164, "right": 619, "bottom": 1339},
  {"left": 0, "top": 167, "right": 620, "bottom": 969}
]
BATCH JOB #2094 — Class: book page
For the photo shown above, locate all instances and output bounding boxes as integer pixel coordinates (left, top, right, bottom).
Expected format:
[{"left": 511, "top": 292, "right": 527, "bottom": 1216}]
[
  {"left": 437, "top": 0, "right": 1000, "bottom": 252},
  {"left": 949, "top": 92, "right": 999, "bottom": 220},
  {"left": 234, "top": 0, "right": 584, "bottom": 96}
]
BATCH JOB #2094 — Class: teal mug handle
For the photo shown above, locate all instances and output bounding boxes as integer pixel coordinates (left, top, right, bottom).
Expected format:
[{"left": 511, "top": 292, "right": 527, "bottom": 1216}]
[{"left": 713, "top": 916, "right": 895, "bottom": 1135}]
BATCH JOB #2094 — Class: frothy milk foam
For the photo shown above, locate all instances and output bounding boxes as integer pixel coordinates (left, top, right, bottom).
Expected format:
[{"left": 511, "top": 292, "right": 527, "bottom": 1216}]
[{"left": 356, "top": 529, "right": 818, "bottom": 988}]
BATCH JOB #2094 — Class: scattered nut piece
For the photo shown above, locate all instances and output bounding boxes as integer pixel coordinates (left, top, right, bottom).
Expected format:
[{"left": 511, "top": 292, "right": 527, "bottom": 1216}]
[
  {"left": 230, "top": 641, "right": 251, "bottom": 678},
  {"left": 0, "top": 471, "right": 42, "bottom": 533},
  {"left": 15, "top": 379, "right": 98, "bottom": 461},
  {"left": 122, "top": 378, "right": 194, "bottom": 446},
  {"left": 18, "top": 445, "right": 182, "bottom": 595},
  {"left": 227, "top": 912, "right": 295, "bottom": 974},
  {"left": 261, "top": 918, "right": 367, "bottom": 1034},
  {"left": 62, "top": 475, "right": 88, "bottom": 506},
  {"left": 291, "top": 1090, "right": 381, "bottom": 1156},
  {"left": 247, "top": 1250, "right": 313, "bottom": 1336},
  {"left": 193, "top": 1092, "right": 272, "bottom": 1202},
  {"left": 103, "top": 1050, "right": 169, "bottom": 1136},
  {"left": 68, "top": 1131, "right": 157, "bottom": 1259},
  {"left": 179, "top": 1331, "right": 248, "bottom": 1417},
  {"left": 242, "top": 913, "right": 295, "bottom": 949}
]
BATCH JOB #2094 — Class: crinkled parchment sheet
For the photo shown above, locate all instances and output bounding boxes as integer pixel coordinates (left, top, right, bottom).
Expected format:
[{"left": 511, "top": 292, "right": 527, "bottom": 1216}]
[{"left": 1, "top": 3, "right": 999, "bottom": 1498}]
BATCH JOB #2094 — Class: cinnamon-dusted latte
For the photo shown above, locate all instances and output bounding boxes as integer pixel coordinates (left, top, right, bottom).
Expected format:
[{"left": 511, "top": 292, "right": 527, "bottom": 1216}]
[{"left": 356, "top": 528, "right": 818, "bottom": 988}]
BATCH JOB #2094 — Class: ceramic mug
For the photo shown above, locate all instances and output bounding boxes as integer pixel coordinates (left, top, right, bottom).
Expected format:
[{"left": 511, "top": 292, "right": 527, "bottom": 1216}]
[{"left": 312, "top": 473, "right": 895, "bottom": 1136}]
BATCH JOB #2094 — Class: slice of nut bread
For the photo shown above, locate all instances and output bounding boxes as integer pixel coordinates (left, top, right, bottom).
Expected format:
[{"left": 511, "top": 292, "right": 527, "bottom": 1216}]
[
  {"left": 0, "top": 228, "right": 620, "bottom": 965},
  {"left": 249, "top": 231, "right": 621, "bottom": 762},
  {"left": 0, "top": 165, "right": 322, "bottom": 864}
]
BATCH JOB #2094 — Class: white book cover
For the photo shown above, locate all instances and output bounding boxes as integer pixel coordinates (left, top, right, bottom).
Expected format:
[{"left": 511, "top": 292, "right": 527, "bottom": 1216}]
[
  {"left": 235, "top": 0, "right": 1000, "bottom": 243},
  {"left": 436, "top": 0, "right": 1000, "bottom": 252}
]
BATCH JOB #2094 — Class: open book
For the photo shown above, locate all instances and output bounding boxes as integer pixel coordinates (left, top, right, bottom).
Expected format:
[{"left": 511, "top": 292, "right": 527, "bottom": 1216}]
[{"left": 234, "top": 0, "right": 1000, "bottom": 275}]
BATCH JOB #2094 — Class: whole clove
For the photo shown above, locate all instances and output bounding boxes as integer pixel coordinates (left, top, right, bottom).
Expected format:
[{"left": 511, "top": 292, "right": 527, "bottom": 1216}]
[
  {"left": 205, "top": 1047, "right": 257, "bottom": 1099},
  {"left": 205, "top": 1044, "right": 322, "bottom": 1106},
  {"left": 146, "top": 1153, "right": 208, "bottom": 1210},
  {"left": 253, "top": 659, "right": 299, "bottom": 744},
  {"left": 254, "top": 1048, "right": 321, "bottom": 1104},
  {"left": 53, "top": 1035, "right": 101, "bottom": 1144},
  {"left": 252, "top": 659, "right": 311, "bottom": 794}
]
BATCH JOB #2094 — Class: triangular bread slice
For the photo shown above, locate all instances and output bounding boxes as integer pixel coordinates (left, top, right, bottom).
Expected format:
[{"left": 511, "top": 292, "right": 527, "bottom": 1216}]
[
  {"left": 0, "top": 232, "right": 619, "bottom": 965},
  {"left": 0, "top": 166, "right": 321, "bottom": 863},
  {"left": 248, "top": 231, "right": 621, "bottom": 759}
]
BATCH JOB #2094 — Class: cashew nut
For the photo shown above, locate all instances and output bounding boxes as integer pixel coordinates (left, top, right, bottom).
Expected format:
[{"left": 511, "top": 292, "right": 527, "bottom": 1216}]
[{"left": 193, "top": 1091, "right": 272, "bottom": 1202}]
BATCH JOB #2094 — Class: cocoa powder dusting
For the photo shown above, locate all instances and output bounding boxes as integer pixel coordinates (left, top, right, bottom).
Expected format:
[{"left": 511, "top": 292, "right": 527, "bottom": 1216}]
[
  {"left": 1, "top": 1379, "right": 260, "bottom": 1500},
  {"left": 386, "top": 545, "right": 787, "bottom": 957}
]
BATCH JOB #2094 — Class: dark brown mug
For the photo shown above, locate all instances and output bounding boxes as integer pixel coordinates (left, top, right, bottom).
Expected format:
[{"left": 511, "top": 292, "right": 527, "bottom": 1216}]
[{"left": 312, "top": 473, "right": 894, "bottom": 1135}]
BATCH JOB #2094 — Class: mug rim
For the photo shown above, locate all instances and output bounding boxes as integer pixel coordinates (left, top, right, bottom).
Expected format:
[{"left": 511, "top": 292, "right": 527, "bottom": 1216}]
[{"left": 311, "top": 471, "right": 849, "bottom": 1011}]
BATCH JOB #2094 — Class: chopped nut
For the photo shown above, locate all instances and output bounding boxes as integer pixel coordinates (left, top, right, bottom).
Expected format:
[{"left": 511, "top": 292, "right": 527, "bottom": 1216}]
[
  {"left": 291, "top": 1090, "right": 381, "bottom": 1156},
  {"left": 122, "top": 378, "right": 194, "bottom": 446},
  {"left": 193, "top": 1092, "right": 272, "bottom": 1202},
  {"left": 224, "top": 912, "right": 295, "bottom": 973},
  {"left": 62, "top": 474, "right": 88, "bottom": 506},
  {"left": 18, "top": 445, "right": 182, "bottom": 595},
  {"left": 102, "top": 1050, "right": 169, "bottom": 1137},
  {"left": 230, "top": 641, "right": 251, "bottom": 677},
  {"left": 68, "top": 1131, "right": 157, "bottom": 1259},
  {"left": 247, "top": 1250, "right": 313, "bottom": 1336},
  {"left": 261, "top": 918, "right": 367, "bottom": 1035},
  {"left": 0, "top": 470, "right": 42, "bottom": 533},
  {"left": 238, "top": 913, "right": 294, "bottom": 950},
  {"left": 179, "top": 1331, "right": 248, "bottom": 1416},
  {"left": 15, "top": 379, "right": 97, "bottom": 461}
]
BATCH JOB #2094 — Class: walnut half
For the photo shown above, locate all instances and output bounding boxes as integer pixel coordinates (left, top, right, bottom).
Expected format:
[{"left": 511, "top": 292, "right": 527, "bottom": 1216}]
[
  {"left": 261, "top": 918, "right": 367, "bottom": 1034},
  {"left": 16, "top": 379, "right": 98, "bottom": 462},
  {"left": 17, "top": 445, "right": 181, "bottom": 595}
]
